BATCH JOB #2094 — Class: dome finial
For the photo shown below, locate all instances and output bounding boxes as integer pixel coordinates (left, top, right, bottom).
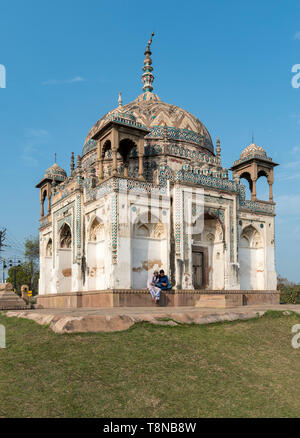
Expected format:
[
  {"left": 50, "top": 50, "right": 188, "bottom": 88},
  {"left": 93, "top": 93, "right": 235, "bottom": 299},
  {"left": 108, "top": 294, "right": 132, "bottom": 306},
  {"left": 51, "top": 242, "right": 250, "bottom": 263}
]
[
  {"left": 118, "top": 92, "right": 122, "bottom": 107},
  {"left": 142, "top": 32, "right": 155, "bottom": 93}
]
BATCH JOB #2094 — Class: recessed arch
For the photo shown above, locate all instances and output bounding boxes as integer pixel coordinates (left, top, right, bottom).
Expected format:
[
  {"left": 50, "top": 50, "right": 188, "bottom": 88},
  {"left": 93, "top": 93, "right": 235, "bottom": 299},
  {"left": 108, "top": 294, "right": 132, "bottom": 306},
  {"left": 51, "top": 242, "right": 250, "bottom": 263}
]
[
  {"left": 131, "top": 211, "right": 167, "bottom": 289},
  {"left": 59, "top": 223, "right": 72, "bottom": 249},
  {"left": 118, "top": 138, "right": 137, "bottom": 163},
  {"left": 239, "top": 172, "right": 253, "bottom": 200},
  {"left": 133, "top": 213, "right": 166, "bottom": 239},
  {"left": 101, "top": 139, "right": 111, "bottom": 159},
  {"left": 89, "top": 216, "right": 105, "bottom": 242},
  {"left": 46, "top": 238, "right": 52, "bottom": 257},
  {"left": 240, "top": 224, "right": 262, "bottom": 248},
  {"left": 239, "top": 224, "right": 264, "bottom": 289},
  {"left": 256, "top": 171, "right": 269, "bottom": 201}
]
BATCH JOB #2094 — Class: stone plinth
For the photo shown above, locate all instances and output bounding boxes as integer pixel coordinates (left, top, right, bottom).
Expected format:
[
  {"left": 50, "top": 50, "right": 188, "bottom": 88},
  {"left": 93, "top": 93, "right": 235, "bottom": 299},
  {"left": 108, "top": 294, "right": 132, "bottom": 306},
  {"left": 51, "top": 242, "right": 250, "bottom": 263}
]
[
  {"left": 0, "top": 283, "right": 29, "bottom": 310},
  {"left": 36, "top": 289, "right": 280, "bottom": 309}
]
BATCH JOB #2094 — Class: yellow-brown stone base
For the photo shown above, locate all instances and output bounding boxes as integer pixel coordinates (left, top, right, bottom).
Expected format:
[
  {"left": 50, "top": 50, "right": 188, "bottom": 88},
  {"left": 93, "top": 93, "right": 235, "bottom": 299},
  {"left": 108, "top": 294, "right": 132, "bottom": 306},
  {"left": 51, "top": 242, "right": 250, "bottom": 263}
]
[{"left": 36, "top": 289, "right": 280, "bottom": 309}]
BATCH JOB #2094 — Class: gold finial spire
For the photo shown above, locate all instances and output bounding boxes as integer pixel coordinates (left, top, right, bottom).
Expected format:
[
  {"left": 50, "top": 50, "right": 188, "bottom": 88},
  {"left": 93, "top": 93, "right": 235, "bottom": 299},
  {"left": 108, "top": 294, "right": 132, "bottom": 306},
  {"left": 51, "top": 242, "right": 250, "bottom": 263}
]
[
  {"left": 142, "top": 32, "right": 155, "bottom": 93},
  {"left": 146, "top": 32, "right": 155, "bottom": 51}
]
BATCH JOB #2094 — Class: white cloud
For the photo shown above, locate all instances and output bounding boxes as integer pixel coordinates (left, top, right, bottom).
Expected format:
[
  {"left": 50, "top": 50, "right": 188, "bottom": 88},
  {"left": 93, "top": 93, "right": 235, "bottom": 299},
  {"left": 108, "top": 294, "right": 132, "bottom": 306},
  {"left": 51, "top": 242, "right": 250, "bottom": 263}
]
[
  {"left": 276, "top": 194, "right": 300, "bottom": 216},
  {"left": 21, "top": 129, "right": 49, "bottom": 166},
  {"left": 291, "top": 146, "right": 300, "bottom": 154},
  {"left": 281, "top": 159, "right": 300, "bottom": 170},
  {"left": 21, "top": 144, "right": 38, "bottom": 166},
  {"left": 291, "top": 114, "right": 300, "bottom": 125},
  {"left": 25, "top": 128, "right": 48, "bottom": 138},
  {"left": 279, "top": 172, "right": 300, "bottom": 181},
  {"left": 294, "top": 31, "right": 300, "bottom": 40},
  {"left": 42, "top": 76, "right": 86, "bottom": 85}
]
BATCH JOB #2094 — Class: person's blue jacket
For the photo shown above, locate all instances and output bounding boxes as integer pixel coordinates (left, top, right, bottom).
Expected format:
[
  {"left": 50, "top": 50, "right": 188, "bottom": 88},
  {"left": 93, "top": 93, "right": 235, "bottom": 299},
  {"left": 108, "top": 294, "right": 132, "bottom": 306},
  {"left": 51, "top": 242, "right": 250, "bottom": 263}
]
[{"left": 157, "top": 275, "right": 172, "bottom": 290}]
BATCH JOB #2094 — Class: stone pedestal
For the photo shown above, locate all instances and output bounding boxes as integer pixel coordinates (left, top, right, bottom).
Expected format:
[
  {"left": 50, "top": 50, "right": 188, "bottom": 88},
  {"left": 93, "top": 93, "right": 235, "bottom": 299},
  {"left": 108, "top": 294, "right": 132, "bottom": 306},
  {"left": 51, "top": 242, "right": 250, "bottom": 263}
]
[
  {"left": 0, "top": 283, "right": 28, "bottom": 310},
  {"left": 36, "top": 289, "right": 280, "bottom": 309}
]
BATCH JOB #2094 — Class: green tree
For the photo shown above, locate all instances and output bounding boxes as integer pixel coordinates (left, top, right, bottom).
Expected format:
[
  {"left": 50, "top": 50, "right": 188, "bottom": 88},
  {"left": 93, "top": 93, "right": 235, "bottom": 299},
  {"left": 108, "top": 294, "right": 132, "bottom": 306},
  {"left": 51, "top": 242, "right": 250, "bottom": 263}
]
[
  {"left": 6, "top": 263, "right": 32, "bottom": 296},
  {"left": 6, "top": 236, "right": 39, "bottom": 295},
  {"left": 25, "top": 236, "right": 39, "bottom": 294},
  {"left": 277, "top": 275, "right": 300, "bottom": 304}
]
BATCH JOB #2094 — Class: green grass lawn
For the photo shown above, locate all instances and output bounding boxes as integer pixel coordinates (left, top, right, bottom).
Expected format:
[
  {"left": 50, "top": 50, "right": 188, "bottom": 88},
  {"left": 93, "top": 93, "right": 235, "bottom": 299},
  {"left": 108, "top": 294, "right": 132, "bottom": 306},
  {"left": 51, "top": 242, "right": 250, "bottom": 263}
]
[{"left": 0, "top": 311, "right": 300, "bottom": 418}]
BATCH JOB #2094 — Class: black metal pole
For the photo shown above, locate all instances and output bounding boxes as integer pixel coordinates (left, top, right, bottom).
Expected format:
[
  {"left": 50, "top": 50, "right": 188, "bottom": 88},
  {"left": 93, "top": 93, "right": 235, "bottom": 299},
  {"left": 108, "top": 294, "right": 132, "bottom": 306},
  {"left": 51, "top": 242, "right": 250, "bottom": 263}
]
[{"left": 13, "top": 266, "right": 16, "bottom": 292}]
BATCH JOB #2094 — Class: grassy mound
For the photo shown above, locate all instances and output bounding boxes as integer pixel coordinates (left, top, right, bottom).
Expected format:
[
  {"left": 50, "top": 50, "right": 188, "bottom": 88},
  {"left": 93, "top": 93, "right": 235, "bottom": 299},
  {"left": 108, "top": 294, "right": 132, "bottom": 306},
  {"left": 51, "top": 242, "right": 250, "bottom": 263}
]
[{"left": 0, "top": 311, "right": 299, "bottom": 418}]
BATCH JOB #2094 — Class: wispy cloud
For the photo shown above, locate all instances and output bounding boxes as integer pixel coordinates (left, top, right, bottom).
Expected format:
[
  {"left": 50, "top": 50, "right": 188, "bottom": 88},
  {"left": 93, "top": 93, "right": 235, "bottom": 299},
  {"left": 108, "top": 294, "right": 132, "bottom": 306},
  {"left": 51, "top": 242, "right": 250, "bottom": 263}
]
[
  {"left": 276, "top": 193, "right": 300, "bottom": 216},
  {"left": 294, "top": 31, "right": 300, "bottom": 40},
  {"left": 25, "top": 128, "right": 49, "bottom": 138},
  {"left": 291, "top": 146, "right": 300, "bottom": 155},
  {"left": 21, "top": 129, "right": 49, "bottom": 167},
  {"left": 277, "top": 147, "right": 300, "bottom": 181},
  {"left": 42, "top": 76, "right": 86, "bottom": 86},
  {"left": 282, "top": 159, "right": 300, "bottom": 170},
  {"left": 291, "top": 114, "right": 300, "bottom": 125}
]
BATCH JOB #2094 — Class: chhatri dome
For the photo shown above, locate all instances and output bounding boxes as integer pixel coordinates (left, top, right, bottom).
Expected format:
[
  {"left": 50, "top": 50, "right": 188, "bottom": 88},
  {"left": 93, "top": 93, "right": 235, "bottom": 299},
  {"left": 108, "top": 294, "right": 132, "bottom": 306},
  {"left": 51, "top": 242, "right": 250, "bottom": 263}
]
[
  {"left": 44, "top": 162, "right": 67, "bottom": 183},
  {"left": 240, "top": 143, "right": 267, "bottom": 160},
  {"left": 82, "top": 32, "right": 214, "bottom": 157}
]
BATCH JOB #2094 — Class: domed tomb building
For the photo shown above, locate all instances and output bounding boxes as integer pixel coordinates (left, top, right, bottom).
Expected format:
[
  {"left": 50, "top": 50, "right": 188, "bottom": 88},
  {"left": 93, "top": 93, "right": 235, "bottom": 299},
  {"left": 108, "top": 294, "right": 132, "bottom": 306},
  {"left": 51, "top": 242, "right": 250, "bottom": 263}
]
[{"left": 36, "top": 35, "right": 279, "bottom": 308}]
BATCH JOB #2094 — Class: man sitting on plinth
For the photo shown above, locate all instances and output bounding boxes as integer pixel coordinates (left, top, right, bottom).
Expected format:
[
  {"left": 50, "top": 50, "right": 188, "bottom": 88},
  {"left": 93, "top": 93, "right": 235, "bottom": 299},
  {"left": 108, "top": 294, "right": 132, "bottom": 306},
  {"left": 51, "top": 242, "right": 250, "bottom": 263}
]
[{"left": 156, "top": 270, "right": 172, "bottom": 291}]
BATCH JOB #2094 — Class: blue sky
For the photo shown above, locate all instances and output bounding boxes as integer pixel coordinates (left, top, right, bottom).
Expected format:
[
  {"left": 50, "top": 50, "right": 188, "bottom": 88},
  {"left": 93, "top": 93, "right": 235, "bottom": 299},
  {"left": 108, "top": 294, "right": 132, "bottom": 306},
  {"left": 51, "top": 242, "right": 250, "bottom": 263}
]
[{"left": 0, "top": 0, "right": 300, "bottom": 281}]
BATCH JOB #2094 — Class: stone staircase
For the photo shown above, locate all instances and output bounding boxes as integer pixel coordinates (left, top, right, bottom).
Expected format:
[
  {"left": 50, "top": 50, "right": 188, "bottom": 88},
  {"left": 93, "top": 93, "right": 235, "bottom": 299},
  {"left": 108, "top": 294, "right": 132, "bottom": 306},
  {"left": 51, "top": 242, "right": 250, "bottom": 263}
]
[{"left": 0, "top": 283, "right": 29, "bottom": 310}]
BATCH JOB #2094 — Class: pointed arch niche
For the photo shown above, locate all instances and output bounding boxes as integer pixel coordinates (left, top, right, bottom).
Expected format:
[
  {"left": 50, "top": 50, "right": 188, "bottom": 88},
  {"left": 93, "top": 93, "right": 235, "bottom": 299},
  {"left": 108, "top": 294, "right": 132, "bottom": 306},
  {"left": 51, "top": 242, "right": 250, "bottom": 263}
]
[
  {"left": 131, "top": 212, "right": 167, "bottom": 289},
  {"left": 43, "top": 237, "right": 53, "bottom": 293},
  {"left": 87, "top": 216, "right": 106, "bottom": 290},
  {"left": 239, "top": 225, "right": 264, "bottom": 290},
  {"left": 58, "top": 223, "right": 72, "bottom": 292}
]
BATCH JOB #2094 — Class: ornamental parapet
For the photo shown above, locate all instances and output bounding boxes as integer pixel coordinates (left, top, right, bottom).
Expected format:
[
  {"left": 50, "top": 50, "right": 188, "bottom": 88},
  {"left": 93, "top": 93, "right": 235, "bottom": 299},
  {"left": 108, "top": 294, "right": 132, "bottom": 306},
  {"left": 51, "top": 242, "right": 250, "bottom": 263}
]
[
  {"left": 233, "top": 153, "right": 273, "bottom": 167},
  {"left": 240, "top": 199, "right": 274, "bottom": 214},
  {"left": 173, "top": 169, "right": 239, "bottom": 193},
  {"left": 39, "top": 214, "right": 51, "bottom": 229},
  {"left": 83, "top": 169, "right": 275, "bottom": 216}
]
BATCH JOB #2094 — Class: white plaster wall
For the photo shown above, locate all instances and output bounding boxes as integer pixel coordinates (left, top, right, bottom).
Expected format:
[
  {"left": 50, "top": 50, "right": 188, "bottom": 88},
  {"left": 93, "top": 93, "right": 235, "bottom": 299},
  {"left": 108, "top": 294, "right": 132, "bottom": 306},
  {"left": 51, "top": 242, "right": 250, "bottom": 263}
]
[
  {"left": 239, "top": 247, "right": 265, "bottom": 290},
  {"left": 57, "top": 249, "right": 72, "bottom": 293},
  {"left": 113, "top": 236, "right": 131, "bottom": 289},
  {"left": 131, "top": 237, "right": 166, "bottom": 289},
  {"left": 43, "top": 257, "right": 52, "bottom": 293},
  {"left": 239, "top": 247, "right": 252, "bottom": 289},
  {"left": 87, "top": 241, "right": 106, "bottom": 290},
  {"left": 266, "top": 244, "right": 277, "bottom": 289},
  {"left": 212, "top": 242, "right": 225, "bottom": 289}
]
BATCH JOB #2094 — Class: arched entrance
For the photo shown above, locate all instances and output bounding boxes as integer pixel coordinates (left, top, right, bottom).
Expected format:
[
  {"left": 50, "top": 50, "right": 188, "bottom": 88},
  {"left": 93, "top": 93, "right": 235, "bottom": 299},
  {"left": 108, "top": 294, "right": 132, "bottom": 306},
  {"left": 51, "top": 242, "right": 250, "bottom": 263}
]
[
  {"left": 131, "top": 213, "right": 167, "bottom": 289},
  {"left": 192, "top": 212, "right": 224, "bottom": 289},
  {"left": 239, "top": 225, "right": 264, "bottom": 290}
]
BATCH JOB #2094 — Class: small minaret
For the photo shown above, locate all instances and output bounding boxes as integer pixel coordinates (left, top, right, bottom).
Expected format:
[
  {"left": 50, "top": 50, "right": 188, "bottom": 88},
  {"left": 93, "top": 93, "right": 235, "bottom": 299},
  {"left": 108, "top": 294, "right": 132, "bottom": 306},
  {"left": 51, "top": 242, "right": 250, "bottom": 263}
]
[
  {"left": 216, "top": 136, "right": 222, "bottom": 167},
  {"left": 77, "top": 154, "right": 82, "bottom": 170},
  {"left": 142, "top": 32, "right": 155, "bottom": 93},
  {"left": 70, "top": 152, "right": 75, "bottom": 174}
]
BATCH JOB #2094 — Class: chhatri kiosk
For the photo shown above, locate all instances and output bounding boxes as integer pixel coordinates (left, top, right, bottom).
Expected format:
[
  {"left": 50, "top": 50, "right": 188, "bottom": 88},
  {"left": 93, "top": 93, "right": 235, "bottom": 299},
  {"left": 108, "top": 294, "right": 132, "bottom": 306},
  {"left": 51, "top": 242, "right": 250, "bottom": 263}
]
[{"left": 36, "top": 35, "right": 279, "bottom": 308}]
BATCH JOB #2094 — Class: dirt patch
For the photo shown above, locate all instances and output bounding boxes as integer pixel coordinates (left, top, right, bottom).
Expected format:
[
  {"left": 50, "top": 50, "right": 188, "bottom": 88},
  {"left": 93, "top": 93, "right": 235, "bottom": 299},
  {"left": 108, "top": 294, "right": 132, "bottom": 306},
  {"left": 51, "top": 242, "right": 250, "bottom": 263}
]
[
  {"left": 132, "top": 260, "right": 162, "bottom": 272},
  {"left": 62, "top": 268, "right": 72, "bottom": 277}
]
